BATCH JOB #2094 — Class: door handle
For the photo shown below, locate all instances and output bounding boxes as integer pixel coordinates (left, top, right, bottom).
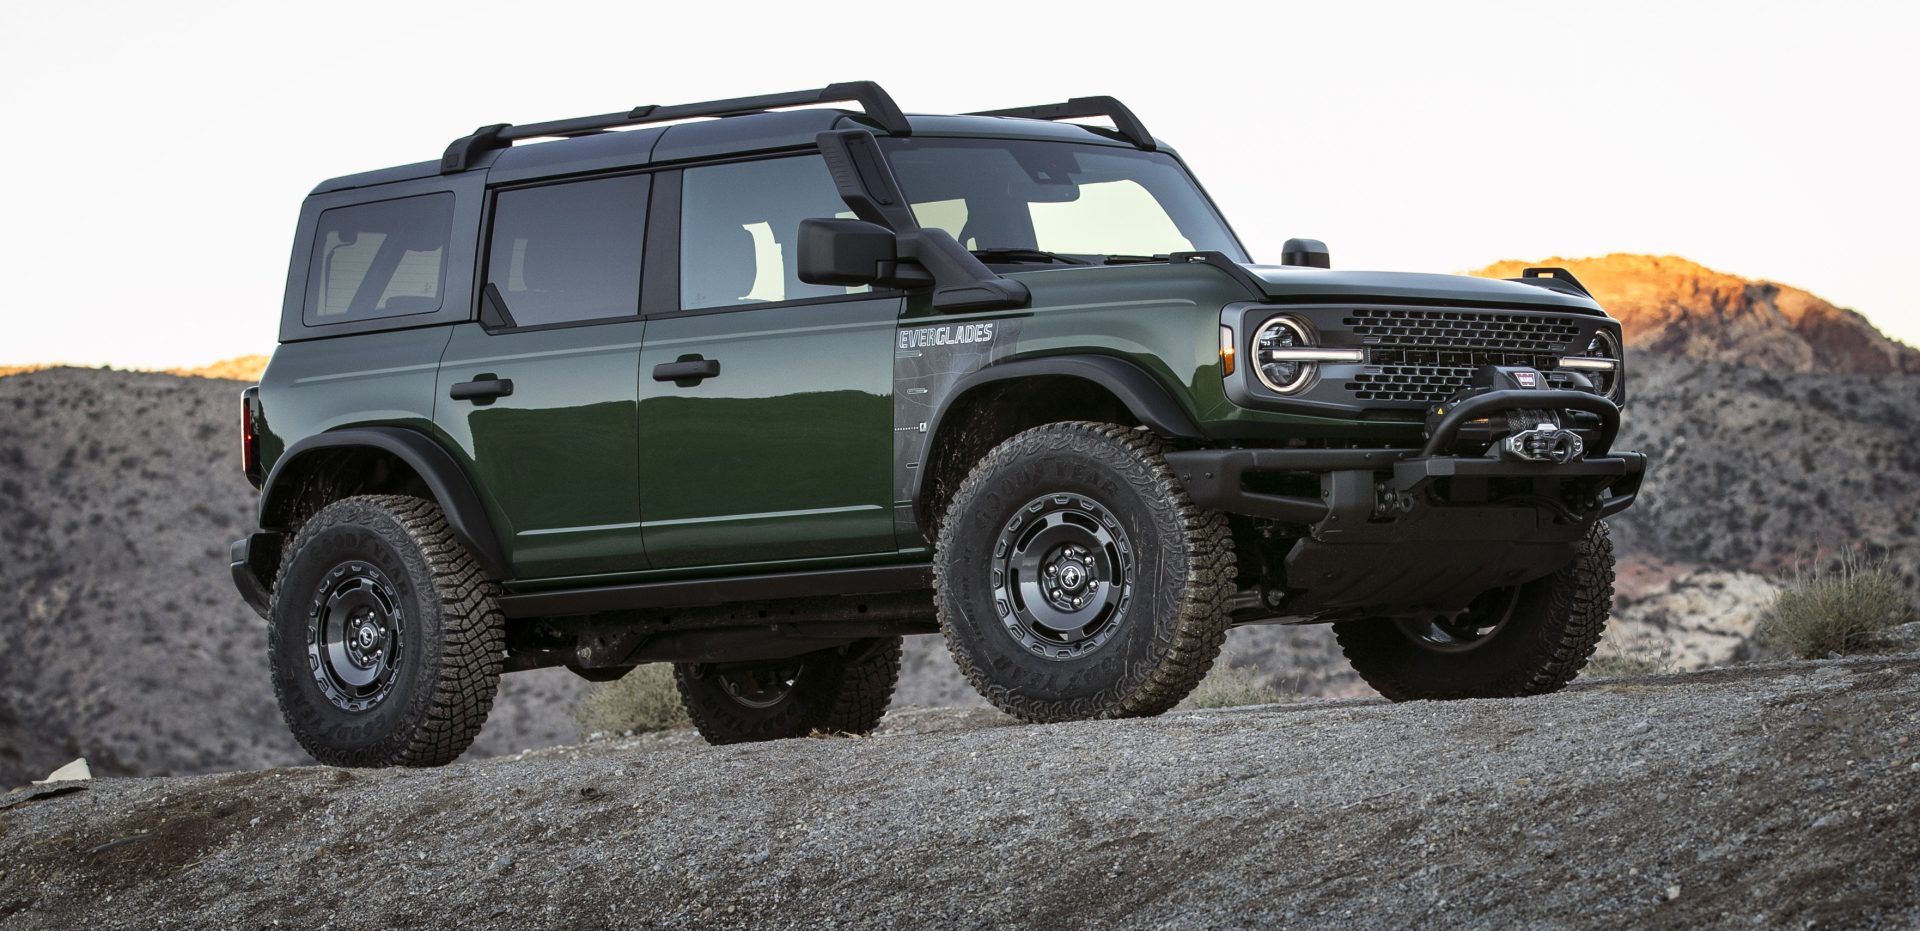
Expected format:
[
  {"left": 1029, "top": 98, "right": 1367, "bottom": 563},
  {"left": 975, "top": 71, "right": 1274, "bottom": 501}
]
[
  {"left": 652, "top": 358, "right": 721, "bottom": 384},
  {"left": 450, "top": 377, "right": 514, "bottom": 404}
]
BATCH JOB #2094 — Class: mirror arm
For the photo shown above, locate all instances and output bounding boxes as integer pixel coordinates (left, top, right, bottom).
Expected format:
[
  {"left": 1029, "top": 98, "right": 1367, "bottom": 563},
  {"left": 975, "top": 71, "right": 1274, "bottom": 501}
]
[
  {"left": 895, "top": 231, "right": 1029, "bottom": 310},
  {"left": 875, "top": 259, "right": 934, "bottom": 289},
  {"left": 817, "top": 129, "right": 1029, "bottom": 311}
]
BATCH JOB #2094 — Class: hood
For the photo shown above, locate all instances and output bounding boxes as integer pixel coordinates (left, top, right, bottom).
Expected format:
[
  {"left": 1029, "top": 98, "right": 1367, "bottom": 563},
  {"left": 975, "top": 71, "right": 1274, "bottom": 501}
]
[{"left": 1241, "top": 264, "right": 1606, "bottom": 314}]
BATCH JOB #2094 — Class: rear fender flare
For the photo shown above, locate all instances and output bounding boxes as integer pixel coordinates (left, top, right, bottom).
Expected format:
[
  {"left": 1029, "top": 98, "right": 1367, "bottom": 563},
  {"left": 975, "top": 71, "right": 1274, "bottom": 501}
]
[{"left": 258, "top": 427, "right": 509, "bottom": 579}]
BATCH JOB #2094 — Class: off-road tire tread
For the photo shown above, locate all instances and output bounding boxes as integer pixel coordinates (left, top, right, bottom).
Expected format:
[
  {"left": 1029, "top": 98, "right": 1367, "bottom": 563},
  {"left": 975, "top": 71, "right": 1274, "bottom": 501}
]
[
  {"left": 819, "top": 636, "right": 904, "bottom": 734},
  {"left": 673, "top": 636, "right": 903, "bottom": 745},
  {"left": 268, "top": 494, "right": 505, "bottom": 767},
  {"left": 934, "top": 422, "right": 1235, "bottom": 723},
  {"left": 1334, "top": 520, "right": 1615, "bottom": 702}
]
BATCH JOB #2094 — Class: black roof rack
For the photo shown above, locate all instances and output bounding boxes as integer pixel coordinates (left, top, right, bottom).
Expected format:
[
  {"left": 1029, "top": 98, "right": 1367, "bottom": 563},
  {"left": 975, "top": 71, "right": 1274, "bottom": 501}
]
[
  {"left": 440, "top": 81, "right": 911, "bottom": 174},
  {"left": 965, "top": 96, "right": 1154, "bottom": 150}
]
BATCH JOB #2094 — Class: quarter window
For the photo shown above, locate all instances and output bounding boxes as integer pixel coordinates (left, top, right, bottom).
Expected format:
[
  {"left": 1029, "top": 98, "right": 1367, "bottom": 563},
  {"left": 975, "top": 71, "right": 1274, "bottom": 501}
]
[
  {"left": 486, "top": 174, "right": 650, "bottom": 327},
  {"left": 305, "top": 193, "right": 455, "bottom": 326},
  {"left": 680, "top": 156, "right": 865, "bottom": 309}
]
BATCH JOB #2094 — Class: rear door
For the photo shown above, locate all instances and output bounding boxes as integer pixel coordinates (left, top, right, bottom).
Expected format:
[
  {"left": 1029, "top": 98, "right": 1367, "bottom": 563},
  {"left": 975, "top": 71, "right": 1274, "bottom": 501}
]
[
  {"left": 636, "top": 156, "right": 898, "bottom": 569},
  {"left": 435, "top": 173, "right": 651, "bottom": 580}
]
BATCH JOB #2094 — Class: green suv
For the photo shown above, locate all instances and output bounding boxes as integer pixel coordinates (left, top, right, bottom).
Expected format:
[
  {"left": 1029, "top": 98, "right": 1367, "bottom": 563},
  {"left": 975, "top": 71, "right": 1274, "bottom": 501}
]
[{"left": 231, "top": 82, "right": 1645, "bottom": 765}]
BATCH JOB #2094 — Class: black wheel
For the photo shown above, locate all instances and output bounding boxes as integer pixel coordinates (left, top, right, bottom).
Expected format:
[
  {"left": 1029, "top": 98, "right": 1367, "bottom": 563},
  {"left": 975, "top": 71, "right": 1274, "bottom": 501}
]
[
  {"left": 673, "top": 637, "right": 902, "bottom": 745},
  {"left": 1334, "top": 520, "right": 1615, "bottom": 701},
  {"left": 934, "top": 422, "right": 1234, "bottom": 723},
  {"left": 268, "top": 495, "right": 504, "bottom": 767}
]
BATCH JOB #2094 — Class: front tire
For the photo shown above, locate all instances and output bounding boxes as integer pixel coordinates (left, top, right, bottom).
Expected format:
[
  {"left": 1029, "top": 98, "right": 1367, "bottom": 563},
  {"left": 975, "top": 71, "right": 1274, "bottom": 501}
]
[
  {"left": 1334, "top": 520, "right": 1615, "bottom": 701},
  {"left": 268, "top": 495, "right": 504, "bottom": 767},
  {"left": 673, "top": 637, "right": 903, "bottom": 745},
  {"left": 934, "top": 422, "right": 1234, "bottom": 723}
]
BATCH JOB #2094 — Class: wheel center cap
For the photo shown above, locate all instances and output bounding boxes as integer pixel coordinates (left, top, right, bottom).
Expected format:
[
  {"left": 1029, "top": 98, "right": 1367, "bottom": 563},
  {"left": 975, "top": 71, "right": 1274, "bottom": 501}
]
[{"left": 1041, "top": 545, "right": 1100, "bottom": 610}]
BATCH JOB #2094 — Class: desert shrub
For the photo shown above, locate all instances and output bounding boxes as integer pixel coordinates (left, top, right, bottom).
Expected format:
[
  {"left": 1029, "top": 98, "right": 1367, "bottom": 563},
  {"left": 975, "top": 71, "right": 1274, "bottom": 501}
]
[
  {"left": 574, "top": 664, "right": 689, "bottom": 738},
  {"left": 1756, "top": 556, "right": 1915, "bottom": 659},
  {"left": 1180, "top": 655, "right": 1283, "bottom": 710}
]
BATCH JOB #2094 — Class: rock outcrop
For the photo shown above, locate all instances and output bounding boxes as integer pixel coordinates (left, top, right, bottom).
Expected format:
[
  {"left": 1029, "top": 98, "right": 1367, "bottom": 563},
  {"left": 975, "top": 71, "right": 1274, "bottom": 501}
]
[{"left": 1472, "top": 254, "right": 1920, "bottom": 375}]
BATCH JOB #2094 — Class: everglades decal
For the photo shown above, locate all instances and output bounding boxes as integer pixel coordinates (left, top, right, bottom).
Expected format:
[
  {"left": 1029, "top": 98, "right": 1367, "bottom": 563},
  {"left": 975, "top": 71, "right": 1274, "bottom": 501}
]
[
  {"left": 898, "top": 322, "right": 996, "bottom": 349},
  {"left": 891, "top": 316, "right": 1022, "bottom": 542}
]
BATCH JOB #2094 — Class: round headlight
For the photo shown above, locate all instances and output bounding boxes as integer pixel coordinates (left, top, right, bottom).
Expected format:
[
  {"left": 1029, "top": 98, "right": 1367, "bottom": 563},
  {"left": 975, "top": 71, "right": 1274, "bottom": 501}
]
[
  {"left": 1583, "top": 329, "right": 1623, "bottom": 401},
  {"left": 1253, "top": 316, "right": 1315, "bottom": 393}
]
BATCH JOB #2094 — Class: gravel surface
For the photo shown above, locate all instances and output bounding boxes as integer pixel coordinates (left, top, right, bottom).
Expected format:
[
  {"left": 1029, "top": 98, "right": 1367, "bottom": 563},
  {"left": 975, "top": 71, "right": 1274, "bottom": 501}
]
[{"left": 5, "top": 655, "right": 1919, "bottom": 930}]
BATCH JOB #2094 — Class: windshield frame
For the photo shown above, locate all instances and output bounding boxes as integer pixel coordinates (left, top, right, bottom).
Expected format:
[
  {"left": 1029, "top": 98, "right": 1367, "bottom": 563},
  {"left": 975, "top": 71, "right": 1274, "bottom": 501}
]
[{"left": 876, "top": 135, "right": 1251, "bottom": 265}]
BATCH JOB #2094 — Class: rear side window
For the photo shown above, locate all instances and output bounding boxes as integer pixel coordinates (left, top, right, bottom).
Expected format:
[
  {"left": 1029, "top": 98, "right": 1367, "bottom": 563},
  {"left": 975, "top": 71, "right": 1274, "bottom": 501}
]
[
  {"left": 486, "top": 174, "right": 650, "bottom": 327},
  {"left": 305, "top": 193, "right": 455, "bottom": 326},
  {"left": 680, "top": 156, "right": 864, "bottom": 309}
]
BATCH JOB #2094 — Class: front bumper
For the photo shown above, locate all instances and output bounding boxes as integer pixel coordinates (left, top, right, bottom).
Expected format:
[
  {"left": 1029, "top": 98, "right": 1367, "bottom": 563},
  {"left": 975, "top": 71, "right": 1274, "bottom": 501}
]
[
  {"left": 1167, "top": 447, "right": 1645, "bottom": 526},
  {"left": 1163, "top": 444, "right": 1646, "bottom": 619}
]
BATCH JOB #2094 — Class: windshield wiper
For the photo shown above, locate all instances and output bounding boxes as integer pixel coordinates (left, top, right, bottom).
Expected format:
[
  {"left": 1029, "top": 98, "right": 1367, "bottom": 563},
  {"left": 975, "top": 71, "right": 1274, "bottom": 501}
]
[
  {"left": 1102, "top": 254, "right": 1169, "bottom": 265},
  {"left": 969, "top": 248, "right": 1091, "bottom": 266}
]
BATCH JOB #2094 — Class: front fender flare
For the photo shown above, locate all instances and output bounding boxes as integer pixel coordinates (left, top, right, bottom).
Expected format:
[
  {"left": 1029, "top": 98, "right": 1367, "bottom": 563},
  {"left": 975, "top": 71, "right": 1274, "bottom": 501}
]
[
  {"left": 910, "top": 354, "right": 1206, "bottom": 527},
  {"left": 258, "top": 427, "right": 510, "bottom": 579}
]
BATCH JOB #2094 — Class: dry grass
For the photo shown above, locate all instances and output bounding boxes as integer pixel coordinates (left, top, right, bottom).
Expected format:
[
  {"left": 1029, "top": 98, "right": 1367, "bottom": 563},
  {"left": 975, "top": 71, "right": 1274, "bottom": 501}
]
[
  {"left": 1756, "top": 556, "right": 1915, "bottom": 659},
  {"left": 1181, "top": 654, "right": 1285, "bottom": 710},
  {"left": 1584, "top": 632, "right": 1675, "bottom": 678},
  {"left": 574, "top": 664, "right": 691, "bottom": 738}
]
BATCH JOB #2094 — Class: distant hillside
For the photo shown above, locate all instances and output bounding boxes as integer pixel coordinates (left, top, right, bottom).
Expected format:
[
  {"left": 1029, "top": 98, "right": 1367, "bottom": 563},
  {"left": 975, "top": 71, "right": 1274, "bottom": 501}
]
[
  {"left": 0, "top": 368, "right": 582, "bottom": 787},
  {"left": 167, "top": 355, "right": 269, "bottom": 382},
  {"left": 1472, "top": 254, "right": 1920, "bottom": 375},
  {"left": 0, "top": 356, "right": 270, "bottom": 384},
  {"left": 6, "top": 254, "right": 1918, "bottom": 779}
]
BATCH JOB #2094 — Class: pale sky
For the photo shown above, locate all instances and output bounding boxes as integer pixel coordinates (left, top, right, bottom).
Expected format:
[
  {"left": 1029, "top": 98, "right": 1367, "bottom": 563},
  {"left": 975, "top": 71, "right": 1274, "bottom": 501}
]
[{"left": 3, "top": 0, "right": 1916, "bottom": 369}]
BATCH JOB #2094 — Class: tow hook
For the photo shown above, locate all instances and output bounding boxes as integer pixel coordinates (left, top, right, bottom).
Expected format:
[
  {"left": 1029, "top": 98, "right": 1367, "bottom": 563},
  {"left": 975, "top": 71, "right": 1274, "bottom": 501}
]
[
  {"left": 1499, "top": 423, "right": 1586, "bottom": 463},
  {"left": 1373, "top": 481, "right": 1415, "bottom": 519}
]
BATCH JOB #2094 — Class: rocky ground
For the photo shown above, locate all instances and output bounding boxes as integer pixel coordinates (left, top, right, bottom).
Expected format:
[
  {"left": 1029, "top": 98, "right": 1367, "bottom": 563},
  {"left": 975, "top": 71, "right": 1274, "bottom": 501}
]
[{"left": 4, "top": 653, "right": 1919, "bottom": 930}]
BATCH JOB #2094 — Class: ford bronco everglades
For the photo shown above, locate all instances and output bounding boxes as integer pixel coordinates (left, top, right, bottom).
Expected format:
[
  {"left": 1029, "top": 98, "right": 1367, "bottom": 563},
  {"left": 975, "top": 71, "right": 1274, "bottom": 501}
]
[{"left": 230, "top": 82, "right": 1644, "bottom": 765}]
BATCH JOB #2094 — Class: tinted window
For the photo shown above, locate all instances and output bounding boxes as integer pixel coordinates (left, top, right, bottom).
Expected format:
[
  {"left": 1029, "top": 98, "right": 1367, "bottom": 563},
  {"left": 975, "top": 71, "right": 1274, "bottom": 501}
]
[
  {"left": 305, "top": 193, "right": 455, "bottom": 326},
  {"left": 680, "top": 156, "right": 864, "bottom": 309},
  {"left": 487, "top": 174, "right": 649, "bottom": 327}
]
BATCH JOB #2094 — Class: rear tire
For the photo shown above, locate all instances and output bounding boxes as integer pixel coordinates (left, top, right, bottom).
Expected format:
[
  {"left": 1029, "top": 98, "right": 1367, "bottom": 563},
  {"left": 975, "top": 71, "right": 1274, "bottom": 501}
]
[
  {"left": 673, "top": 637, "right": 903, "bottom": 745},
  {"left": 1334, "top": 520, "right": 1615, "bottom": 701},
  {"left": 934, "top": 422, "right": 1234, "bottom": 723},
  {"left": 268, "top": 495, "right": 505, "bottom": 767}
]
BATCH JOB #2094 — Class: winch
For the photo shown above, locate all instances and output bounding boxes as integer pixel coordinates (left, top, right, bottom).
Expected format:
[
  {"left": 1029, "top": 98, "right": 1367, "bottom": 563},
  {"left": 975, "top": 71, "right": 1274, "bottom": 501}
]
[
  {"left": 1499, "top": 421, "right": 1586, "bottom": 463},
  {"left": 1425, "top": 365, "right": 1591, "bottom": 462}
]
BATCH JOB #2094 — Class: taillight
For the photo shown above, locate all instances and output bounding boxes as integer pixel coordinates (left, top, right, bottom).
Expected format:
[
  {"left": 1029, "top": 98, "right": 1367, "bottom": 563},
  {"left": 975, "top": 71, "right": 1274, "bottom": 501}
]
[{"left": 241, "top": 386, "right": 262, "bottom": 487}]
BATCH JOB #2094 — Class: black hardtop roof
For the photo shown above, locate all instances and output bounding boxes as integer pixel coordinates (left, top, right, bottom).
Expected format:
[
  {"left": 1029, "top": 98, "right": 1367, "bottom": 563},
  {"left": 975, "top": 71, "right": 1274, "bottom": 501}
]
[{"left": 310, "top": 83, "right": 1164, "bottom": 195}]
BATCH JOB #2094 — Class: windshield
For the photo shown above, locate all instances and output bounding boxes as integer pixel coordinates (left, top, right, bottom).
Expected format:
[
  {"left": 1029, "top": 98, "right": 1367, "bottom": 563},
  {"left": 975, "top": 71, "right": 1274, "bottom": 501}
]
[{"left": 879, "top": 137, "right": 1247, "bottom": 263}]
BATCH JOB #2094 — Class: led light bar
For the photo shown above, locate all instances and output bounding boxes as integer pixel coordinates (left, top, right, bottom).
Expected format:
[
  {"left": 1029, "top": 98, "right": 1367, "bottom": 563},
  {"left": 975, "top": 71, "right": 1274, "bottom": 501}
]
[
  {"left": 1263, "top": 348, "right": 1365, "bottom": 362},
  {"left": 1557, "top": 356, "right": 1618, "bottom": 371}
]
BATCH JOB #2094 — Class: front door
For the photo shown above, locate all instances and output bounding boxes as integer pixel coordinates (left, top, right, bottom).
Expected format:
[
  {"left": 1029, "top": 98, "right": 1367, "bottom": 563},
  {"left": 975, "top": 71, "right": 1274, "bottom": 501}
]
[
  {"left": 637, "top": 156, "right": 898, "bottom": 569},
  {"left": 435, "top": 173, "right": 651, "bottom": 580}
]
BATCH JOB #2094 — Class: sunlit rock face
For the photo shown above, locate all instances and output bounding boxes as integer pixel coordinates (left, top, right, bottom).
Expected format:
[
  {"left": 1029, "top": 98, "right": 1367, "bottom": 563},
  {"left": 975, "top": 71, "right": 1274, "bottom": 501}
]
[{"left": 1472, "top": 254, "right": 1920, "bottom": 375}]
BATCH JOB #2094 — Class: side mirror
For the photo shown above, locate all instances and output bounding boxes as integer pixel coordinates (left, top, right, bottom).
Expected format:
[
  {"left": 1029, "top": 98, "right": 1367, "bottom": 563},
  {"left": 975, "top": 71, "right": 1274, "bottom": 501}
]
[
  {"left": 797, "top": 218, "right": 931, "bottom": 288},
  {"left": 1282, "top": 237, "right": 1331, "bottom": 269}
]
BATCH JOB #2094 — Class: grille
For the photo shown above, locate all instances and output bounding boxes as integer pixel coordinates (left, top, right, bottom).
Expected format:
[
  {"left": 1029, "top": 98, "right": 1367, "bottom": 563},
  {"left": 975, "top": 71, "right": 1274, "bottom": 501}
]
[
  {"left": 1343, "top": 308, "right": 1582, "bottom": 355},
  {"left": 1339, "top": 308, "right": 1586, "bottom": 403},
  {"left": 1347, "top": 365, "right": 1475, "bottom": 403},
  {"left": 1345, "top": 362, "right": 1585, "bottom": 403}
]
